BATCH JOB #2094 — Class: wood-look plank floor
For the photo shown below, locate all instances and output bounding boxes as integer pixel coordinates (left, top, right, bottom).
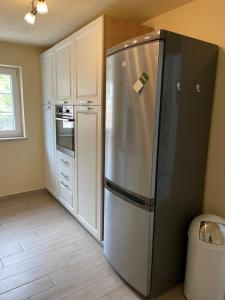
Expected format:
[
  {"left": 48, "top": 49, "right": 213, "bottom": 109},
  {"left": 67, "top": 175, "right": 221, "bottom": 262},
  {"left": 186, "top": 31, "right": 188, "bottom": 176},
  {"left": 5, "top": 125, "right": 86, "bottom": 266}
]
[{"left": 0, "top": 191, "right": 185, "bottom": 300}]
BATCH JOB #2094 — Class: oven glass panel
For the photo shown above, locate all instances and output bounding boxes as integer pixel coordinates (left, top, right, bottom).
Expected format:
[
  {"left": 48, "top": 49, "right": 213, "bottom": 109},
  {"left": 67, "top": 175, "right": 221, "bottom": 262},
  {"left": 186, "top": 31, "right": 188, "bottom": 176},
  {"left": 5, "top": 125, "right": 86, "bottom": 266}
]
[{"left": 56, "top": 119, "right": 74, "bottom": 153}]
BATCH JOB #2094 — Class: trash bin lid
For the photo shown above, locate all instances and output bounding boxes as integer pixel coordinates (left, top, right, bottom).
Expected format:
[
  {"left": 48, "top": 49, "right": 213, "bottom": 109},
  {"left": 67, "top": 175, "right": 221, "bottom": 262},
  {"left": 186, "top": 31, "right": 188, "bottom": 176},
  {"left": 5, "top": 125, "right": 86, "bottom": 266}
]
[
  {"left": 199, "top": 221, "right": 225, "bottom": 245},
  {"left": 188, "top": 214, "right": 225, "bottom": 247}
]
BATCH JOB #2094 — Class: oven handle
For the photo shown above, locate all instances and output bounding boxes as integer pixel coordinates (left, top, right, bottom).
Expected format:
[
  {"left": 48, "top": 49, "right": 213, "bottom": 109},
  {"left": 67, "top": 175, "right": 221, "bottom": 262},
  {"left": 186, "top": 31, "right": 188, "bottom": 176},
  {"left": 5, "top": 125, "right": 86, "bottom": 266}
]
[{"left": 55, "top": 118, "right": 74, "bottom": 122}]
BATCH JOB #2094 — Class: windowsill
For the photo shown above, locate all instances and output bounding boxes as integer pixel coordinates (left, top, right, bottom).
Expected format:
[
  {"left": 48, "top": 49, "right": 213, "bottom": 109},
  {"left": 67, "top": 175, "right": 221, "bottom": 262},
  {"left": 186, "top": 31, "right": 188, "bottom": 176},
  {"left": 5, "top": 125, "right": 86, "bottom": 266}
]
[{"left": 0, "top": 136, "right": 27, "bottom": 141}]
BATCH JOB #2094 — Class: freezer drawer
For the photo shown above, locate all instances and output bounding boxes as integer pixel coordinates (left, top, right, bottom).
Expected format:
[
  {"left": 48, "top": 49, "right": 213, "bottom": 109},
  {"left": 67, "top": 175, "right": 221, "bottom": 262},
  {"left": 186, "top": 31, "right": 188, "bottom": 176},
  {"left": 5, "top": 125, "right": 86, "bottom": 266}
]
[{"left": 103, "top": 188, "right": 154, "bottom": 296}]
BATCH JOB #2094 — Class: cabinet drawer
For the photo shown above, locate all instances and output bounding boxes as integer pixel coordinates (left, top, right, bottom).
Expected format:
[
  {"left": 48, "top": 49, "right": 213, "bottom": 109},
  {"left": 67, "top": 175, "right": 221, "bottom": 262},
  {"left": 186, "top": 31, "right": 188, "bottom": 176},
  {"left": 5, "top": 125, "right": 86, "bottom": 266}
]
[
  {"left": 57, "top": 151, "right": 74, "bottom": 171},
  {"left": 59, "top": 181, "right": 73, "bottom": 209},
  {"left": 59, "top": 167, "right": 73, "bottom": 191}
]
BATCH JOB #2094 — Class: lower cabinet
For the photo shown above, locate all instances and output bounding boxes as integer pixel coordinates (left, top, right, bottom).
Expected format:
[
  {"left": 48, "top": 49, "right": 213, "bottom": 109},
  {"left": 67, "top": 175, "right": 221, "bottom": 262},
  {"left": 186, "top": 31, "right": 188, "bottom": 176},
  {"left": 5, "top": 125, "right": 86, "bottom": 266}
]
[
  {"left": 43, "top": 105, "right": 58, "bottom": 198},
  {"left": 75, "top": 106, "right": 103, "bottom": 241},
  {"left": 50, "top": 107, "right": 103, "bottom": 242}
]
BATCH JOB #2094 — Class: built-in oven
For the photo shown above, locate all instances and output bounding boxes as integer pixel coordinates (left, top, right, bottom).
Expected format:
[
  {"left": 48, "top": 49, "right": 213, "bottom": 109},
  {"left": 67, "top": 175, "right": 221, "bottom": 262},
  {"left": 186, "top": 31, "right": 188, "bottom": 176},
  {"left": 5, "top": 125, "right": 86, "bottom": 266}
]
[{"left": 55, "top": 105, "right": 75, "bottom": 157}]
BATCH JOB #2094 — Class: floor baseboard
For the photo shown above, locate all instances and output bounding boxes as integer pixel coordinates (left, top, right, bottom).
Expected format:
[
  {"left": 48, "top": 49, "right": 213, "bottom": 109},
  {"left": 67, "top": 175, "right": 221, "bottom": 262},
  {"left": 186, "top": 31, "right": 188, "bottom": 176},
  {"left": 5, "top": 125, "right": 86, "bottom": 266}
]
[{"left": 0, "top": 188, "right": 47, "bottom": 201}]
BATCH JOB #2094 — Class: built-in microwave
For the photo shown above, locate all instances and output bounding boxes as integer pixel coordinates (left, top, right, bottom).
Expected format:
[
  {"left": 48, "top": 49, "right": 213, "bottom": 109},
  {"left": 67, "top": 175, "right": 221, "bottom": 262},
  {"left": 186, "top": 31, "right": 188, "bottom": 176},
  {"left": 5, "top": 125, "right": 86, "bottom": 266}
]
[{"left": 55, "top": 105, "right": 75, "bottom": 157}]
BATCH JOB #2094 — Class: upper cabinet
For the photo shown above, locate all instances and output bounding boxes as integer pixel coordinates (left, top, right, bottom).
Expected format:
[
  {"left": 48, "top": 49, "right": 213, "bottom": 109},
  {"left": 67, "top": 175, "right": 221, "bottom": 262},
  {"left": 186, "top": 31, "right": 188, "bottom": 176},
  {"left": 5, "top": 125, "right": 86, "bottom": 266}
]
[
  {"left": 74, "top": 17, "right": 103, "bottom": 106},
  {"left": 41, "top": 16, "right": 151, "bottom": 107},
  {"left": 55, "top": 37, "right": 73, "bottom": 104},
  {"left": 41, "top": 49, "right": 54, "bottom": 105}
]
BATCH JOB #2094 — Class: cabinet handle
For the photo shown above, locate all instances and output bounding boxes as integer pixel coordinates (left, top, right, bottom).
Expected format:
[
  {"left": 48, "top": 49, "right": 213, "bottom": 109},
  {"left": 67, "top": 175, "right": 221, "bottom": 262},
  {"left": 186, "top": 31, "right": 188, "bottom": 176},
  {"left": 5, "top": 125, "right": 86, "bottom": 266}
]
[
  {"left": 60, "top": 181, "right": 71, "bottom": 191},
  {"left": 57, "top": 101, "right": 69, "bottom": 105},
  {"left": 79, "top": 100, "right": 93, "bottom": 104},
  {"left": 78, "top": 106, "right": 96, "bottom": 112},
  {"left": 60, "top": 172, "right": 69, "bottom": 181},
  {"left": 60, "top": 159, "right": 69, "bottom": 166}
]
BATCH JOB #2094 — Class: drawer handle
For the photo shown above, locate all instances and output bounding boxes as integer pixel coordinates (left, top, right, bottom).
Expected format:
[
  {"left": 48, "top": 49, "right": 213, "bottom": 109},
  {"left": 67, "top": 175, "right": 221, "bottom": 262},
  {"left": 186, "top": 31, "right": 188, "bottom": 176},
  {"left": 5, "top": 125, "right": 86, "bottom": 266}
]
[
  {"left": 60, "top": 181, "right": 71, "bottom": 191},
  {"left": 61, "top": 172, "right": 69, "bottom": 181},
  {"left": 79, "top": 107, "right": 95, "bottom": 112},
  {"left": 80, "top": 100, "right": 92, "bottom": 104},
  {"left": 60, "top": 159, "right": 69, "bottom": 166},
  {"left": 57, "top": 101, "right": 69, "bottom": 105}
]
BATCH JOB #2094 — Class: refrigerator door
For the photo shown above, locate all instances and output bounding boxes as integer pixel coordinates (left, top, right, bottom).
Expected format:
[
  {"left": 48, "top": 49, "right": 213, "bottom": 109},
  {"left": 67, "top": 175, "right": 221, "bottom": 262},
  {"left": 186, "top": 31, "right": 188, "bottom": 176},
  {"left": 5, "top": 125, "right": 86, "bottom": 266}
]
[
  {"left": 105, "top": 41, "right": 162, "bottom": 199},
  {"left": 104, "top": 187, "right": 154, "bottom": 296}
]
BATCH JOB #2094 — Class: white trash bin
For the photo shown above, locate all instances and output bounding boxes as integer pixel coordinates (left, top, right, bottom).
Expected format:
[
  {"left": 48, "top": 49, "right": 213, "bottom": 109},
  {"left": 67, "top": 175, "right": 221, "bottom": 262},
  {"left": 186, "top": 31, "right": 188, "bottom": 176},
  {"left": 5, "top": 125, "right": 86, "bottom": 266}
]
[{"left": 184, "top": 214, "right": 225, "bottom": 300}]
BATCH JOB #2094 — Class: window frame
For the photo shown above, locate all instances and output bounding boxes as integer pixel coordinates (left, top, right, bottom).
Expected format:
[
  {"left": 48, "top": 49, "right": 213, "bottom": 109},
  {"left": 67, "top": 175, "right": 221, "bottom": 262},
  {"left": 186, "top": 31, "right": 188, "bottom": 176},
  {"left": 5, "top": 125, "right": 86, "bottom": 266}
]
[{"left": 0, "top": 64, "right": 26, "bottom": 140}]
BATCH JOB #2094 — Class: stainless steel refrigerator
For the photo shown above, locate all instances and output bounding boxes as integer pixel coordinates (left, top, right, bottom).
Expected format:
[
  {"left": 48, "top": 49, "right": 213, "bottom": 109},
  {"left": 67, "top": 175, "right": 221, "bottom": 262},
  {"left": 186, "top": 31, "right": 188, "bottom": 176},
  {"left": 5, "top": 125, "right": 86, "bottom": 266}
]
[{"left": 104, "top": 30, "right": 218, "bottom": 298}]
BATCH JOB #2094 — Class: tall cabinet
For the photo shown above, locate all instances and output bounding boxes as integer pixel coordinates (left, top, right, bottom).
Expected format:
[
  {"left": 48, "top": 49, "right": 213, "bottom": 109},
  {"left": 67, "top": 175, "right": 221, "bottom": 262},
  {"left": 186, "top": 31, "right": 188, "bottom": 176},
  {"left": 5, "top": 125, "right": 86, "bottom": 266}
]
[
  {"left": 41, "top": 15, "right": 151, "bottom": 241},
  {"left": 73, "top": 17, "right": 104, "bottom": 240},
  {"left": 41, "top": 49, "right": 58, "bottom": 199}
]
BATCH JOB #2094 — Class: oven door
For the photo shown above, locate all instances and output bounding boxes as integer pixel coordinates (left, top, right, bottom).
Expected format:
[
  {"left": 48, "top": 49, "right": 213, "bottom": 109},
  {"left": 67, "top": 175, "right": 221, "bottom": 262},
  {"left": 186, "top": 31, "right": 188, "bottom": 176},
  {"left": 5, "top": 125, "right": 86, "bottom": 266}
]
[{"left": 56, "top": 118, "right": 75, "bottom": 157}]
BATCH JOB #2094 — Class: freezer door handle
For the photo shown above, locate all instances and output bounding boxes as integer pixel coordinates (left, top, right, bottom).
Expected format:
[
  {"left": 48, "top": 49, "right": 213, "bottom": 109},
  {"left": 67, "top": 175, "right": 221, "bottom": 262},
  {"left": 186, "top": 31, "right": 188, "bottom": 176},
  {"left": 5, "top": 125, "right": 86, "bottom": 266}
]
[{"left": 105, "top": 179, "right": 154, "bottom": 211}]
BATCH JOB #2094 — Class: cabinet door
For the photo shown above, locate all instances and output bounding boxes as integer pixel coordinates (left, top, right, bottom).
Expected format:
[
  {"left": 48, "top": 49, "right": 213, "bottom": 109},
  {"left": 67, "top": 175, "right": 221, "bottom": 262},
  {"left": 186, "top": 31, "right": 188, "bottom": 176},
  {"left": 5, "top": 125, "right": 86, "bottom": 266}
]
[
  {"left": 74, "top": 17, "right": 103, "bottom": 106},
  {"left": 43, "top": 107, "right": 58, "bottom": 198},
  {"left": 76, "top": 106, "right": 103, "bottom": 240},
  {"left": 55, "top": 37, "right": 73, "bottom": 104},
  {"left": 41, "top": 49, "right": 54, "bottom": 105}
]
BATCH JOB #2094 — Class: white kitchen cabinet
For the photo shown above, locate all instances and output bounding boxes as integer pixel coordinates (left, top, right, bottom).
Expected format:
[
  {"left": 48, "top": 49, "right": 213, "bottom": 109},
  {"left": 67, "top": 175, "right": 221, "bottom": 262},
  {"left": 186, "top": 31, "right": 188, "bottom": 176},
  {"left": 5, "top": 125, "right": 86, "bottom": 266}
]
[
  {"left": 75, "top": 106, "right": 103, "bottom": 240},
  {"left": 40, "top": 16, "right": 151, "bottom": 241},
  {"left": 41, "top": 49, "right": 58, "bottom": 198},
  {"left": 55, "top": 37, "right": 73, "bottom": 104},
  {"left": 43, "top": 106, "right": 58, "bottom": 198},
  {"left": 73, "top": 17, "right": 103, "bottom": 106},
  {"left": 41, "top": 48, "right": 54, "bottom": 105}
]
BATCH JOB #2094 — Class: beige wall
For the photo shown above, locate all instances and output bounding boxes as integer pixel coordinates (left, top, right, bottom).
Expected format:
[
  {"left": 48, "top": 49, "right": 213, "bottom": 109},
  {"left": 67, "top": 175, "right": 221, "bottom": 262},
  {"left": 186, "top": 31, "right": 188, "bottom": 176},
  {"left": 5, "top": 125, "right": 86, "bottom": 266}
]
[
  {"left": 0, "top": 42, "right": 44, "bottom": 197},
  {"left": 144, "top": 0, "right": 225, "bottom": 218}
]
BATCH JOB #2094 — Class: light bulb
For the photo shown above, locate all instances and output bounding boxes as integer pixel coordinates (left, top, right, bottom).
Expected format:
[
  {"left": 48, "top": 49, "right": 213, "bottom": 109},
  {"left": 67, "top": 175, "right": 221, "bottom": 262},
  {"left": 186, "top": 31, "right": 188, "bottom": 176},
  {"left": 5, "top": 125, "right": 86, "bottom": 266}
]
[
  {"left": 24, "top": 11, "right": 36, "bottom": 25},
  {"left": 37, "top": 0, "right": 48, "bottom": 14}
]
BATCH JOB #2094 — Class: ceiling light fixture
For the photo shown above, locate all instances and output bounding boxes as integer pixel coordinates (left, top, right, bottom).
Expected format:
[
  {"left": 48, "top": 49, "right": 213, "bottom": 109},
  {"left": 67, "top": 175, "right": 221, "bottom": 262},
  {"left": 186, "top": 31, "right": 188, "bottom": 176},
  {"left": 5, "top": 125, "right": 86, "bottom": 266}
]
[
  {"left": 37, "top": 0, "right": 48, "bottom": 14},
  {"left": 24, "top": 0, "right": 48, "bottom": 25},
  {"left": 24, "top": 6, "right": 37, "bottom": 25}
]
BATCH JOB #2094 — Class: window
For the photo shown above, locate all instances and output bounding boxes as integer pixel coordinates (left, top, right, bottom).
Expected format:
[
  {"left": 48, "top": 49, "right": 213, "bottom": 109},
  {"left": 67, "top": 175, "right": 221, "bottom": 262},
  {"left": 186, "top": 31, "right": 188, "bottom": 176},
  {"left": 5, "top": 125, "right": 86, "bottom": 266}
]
[{"left": 0, "top": 65, "right": 26, "bottom": 139}]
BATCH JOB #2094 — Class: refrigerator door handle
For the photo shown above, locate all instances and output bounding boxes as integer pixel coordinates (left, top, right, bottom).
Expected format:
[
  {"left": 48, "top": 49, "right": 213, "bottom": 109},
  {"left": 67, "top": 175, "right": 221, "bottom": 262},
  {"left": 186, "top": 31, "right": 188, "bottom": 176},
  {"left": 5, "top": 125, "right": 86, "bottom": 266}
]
[{"left": 105, "top": 180, "right": 154, "bottom": 211}]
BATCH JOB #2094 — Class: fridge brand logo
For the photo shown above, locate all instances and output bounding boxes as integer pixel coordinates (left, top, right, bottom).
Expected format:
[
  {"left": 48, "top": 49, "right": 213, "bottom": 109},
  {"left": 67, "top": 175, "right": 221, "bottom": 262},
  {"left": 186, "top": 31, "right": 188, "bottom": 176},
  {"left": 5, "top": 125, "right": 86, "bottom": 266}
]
[{"left": 132, "top": 72, "right": 149, "bottom": 94}]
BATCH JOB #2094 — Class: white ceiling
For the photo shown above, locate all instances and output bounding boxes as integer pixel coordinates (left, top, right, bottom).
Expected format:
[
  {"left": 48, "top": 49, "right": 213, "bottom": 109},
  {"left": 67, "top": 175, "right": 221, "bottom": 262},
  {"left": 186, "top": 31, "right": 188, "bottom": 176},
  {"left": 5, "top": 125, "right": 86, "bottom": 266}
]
[{"left": 0, "top": 0, "right": 193, "bottom": 47}]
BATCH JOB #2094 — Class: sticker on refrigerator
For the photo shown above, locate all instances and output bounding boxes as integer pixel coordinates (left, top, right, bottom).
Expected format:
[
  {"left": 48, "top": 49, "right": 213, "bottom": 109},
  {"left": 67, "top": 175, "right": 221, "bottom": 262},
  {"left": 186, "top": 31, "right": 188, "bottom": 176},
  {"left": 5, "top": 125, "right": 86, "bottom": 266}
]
[
  {"left": 133, "top": 72, "right": 149, "bottom": 94},
  {"left": 133, "top": 80, "right": 144, "bottom": 93}
]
